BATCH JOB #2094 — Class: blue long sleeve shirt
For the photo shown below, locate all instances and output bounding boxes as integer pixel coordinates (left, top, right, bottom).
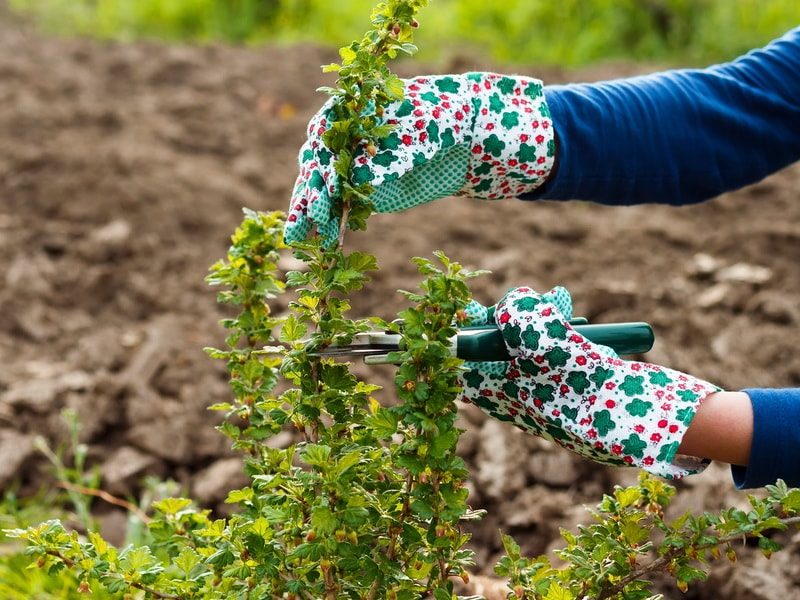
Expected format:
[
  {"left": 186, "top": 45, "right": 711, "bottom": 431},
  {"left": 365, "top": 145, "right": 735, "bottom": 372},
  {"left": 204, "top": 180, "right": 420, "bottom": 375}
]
[{"left": 523, "top": 27, "right": 800, "bottom": 489}]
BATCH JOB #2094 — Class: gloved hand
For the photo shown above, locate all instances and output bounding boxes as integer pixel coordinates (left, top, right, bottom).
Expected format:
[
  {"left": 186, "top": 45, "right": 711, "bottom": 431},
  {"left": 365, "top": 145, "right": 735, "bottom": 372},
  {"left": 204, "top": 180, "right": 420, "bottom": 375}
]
[
  {"left": 459, "top": 287, "right": 721, "bottom": 479},
  {"left": 284, "top": 73, "right": 556, "bottom": 244}
]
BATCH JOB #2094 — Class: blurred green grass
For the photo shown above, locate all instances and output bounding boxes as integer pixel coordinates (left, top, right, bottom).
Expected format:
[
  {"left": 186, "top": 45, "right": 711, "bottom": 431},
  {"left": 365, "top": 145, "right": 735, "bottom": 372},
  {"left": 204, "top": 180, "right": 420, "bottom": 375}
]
[{"left": 10, "top": 0, "right": 800, "bottom": 66}]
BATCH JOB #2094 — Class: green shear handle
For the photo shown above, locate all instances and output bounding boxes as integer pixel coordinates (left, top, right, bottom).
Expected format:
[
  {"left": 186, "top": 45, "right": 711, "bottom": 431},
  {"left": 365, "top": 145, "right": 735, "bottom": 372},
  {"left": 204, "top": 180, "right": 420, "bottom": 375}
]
[{"left": 456, "top": 322, "right": 654, "bottom": 361}]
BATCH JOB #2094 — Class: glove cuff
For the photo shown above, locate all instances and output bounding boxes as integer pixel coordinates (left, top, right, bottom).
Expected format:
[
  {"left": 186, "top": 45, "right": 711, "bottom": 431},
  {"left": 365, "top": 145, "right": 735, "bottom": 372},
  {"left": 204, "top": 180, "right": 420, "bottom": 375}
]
[{"left": 461, "top": 73, "right": 556, "bottom": 199}]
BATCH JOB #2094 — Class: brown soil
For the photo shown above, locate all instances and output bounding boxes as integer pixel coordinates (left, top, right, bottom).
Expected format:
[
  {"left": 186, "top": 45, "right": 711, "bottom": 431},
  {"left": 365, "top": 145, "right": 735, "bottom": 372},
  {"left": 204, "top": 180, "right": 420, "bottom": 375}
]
[{"left": 1, "top": 9, "right": 799, "bottom": 599}]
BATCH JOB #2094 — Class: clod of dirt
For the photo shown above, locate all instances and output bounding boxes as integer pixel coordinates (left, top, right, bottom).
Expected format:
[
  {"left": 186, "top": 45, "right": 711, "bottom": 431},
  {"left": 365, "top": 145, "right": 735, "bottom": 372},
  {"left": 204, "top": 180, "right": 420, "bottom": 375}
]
[
  {"left": 527, "top": 444, "right": 583, "bottom": 487},
  {"left": 715, "top": 262, "right": 773, "bottom": 285},
  {"left": 191, "top": 457, "right": 249, "bottom": 505},
  {"left": 0, "top": 429, "right": 37, "bottom": 487},
  {"left": 101, "top": 445, "right": 162, "bottom": 495},
  {"left": 476, "top": 420, "right": 528, "bottom": 500}
]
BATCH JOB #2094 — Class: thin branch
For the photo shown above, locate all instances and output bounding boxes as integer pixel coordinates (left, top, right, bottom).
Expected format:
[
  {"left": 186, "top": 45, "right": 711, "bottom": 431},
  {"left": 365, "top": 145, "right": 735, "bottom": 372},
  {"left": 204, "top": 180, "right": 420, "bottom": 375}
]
[
  {"left": 57, "top": 481, "right": 151, "bottom": 524},
  {"left": 131, "top": 581, "right": 183, "bottom": 600},
  {"left": 337, "top": 200, "right": 350, "bottom": 250},
  {"left": 597, "top": 515, "right": 800, "bottom": 599}
]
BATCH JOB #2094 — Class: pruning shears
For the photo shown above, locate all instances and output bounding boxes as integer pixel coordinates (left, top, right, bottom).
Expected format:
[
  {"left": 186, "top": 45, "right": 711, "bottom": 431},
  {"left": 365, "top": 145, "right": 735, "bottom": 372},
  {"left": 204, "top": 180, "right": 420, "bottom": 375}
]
[{"left": 311, "top": 318, "right": 655, "bottom": 365}]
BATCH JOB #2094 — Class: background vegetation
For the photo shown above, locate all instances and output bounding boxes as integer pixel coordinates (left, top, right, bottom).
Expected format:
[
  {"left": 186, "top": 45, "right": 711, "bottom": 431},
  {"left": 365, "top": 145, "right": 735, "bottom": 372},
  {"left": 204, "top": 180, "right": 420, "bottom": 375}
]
[{"left": 10, "top": 0, "right": 800, "bottom": 66}]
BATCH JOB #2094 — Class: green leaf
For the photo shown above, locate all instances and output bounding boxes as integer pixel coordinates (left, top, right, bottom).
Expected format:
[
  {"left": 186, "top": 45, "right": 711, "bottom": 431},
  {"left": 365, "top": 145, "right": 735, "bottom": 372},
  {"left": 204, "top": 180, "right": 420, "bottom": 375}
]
[
  {"left": 384, "top": 74, "right": 405, "bottom": 99},
  {"left": 121, "top": 546, "right": 158, "bottom": 574},
  {"left": 225, "top": 487, "right": 254, "bottom": 504},
  {"left": 88, "top": 531, "right": 109, "bottom": 557},
  {"left": 301, "top": 444, "right": 332, "bottom": 468},
  {"left": 781, "top": 488, "right": 800, "bottom": 512},
  {"left": 340, "top": 506, "right": 370, "bottom": 527},
  {"left": 410, "top": 498, "right": 434, "bottom": 520},
  {"left": 433, "top": 588, "right": 452, "bottom": 600},
  {"left": 152, "top": 498, "right": 192, "bottom": 516},
  {"left": 616, "top": 487, "right": 642, "bottom": 509},
  {"left": 207, "top": 545, "right": 236, "bottom": 568},
  {"left": 366, "top": 407, "right": 398, "bottom": 438},
  {"left": 175, "top": 547, "right": 201, "bottom": 578},
  {"left": 280, "top": 314, "right": 307, "bottom": 342},
  {"left": 311, "top": 506, "right": 337, "bottom": 535},
  {"left": 333, "top": 450, "right": 362, "bottom": 478},
  {"left": 544, "top": 582, "right": 575, "bottom": 600},
  {"left": 339, "top": 46, "right": 357, "bottom": 64}
]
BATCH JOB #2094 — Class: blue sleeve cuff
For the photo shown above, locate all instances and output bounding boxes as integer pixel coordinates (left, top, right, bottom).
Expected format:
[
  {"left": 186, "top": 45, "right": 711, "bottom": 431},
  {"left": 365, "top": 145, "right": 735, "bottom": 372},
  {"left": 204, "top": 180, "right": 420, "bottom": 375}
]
[
  {"left": 732, "top": 388, "right": 800, "bottom": 489},
  {"left": 521, "top": 26, "right": 800, "bottom": 207}
]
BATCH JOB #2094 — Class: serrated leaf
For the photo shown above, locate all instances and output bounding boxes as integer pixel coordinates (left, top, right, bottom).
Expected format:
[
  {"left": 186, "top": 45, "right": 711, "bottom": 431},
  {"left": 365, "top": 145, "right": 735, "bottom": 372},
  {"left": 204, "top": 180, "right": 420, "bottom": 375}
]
[
  {"left": 175, "top": 547, "right": 201, "bottom": 578},
  {"left": 225, "top": 487, "right": 254, "bottom": 504},
  {"left": 339, "top": 46, "right": 357, "bottom": 64},
  {"left": 544, "top": 582, "right": 574, "bottom": 600},
  {"left": 384, "top": 74, "right": 405, "bottom": 99},
  {"left": 616, "top": 486, "right": 642, "bottom": 508},
  {"left": 367, "top": 407, "right": 398, "bottom": 438},
  {"left": 152, "top": 498, "right": 192, "bottom": 516},
  {"left": 311, "top": 506, "right": 337, "bottom": 535},
  {"left": 340, "top": 506, "right": 369, "bottom": 527},
  {"left": 781, "top": 488, "right": 800, "bottom": 512},
  {"left": 280, "top": 314, "right": 307, "bottom": 342},
  {"left": 433, "top": 588, "right": 452, "bottom": 600},
  {"left": 301, "top": 444, "right": 332, "bottom": 468},
  {"left": 121, "top": 546, "right": 158, "bottom": 574},
  {"left": 334, "top": 450, "right": 362, "bottom": 478},
  {"left": 88, "top": 531, "right": 109, "bottom": 557}
]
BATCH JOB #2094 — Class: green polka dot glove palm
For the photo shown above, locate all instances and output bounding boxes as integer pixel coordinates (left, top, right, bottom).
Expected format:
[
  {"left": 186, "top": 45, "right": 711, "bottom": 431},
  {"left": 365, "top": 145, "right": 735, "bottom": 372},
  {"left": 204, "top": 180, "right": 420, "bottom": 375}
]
[
  {"left": 284, "top": 73, "right": 556, "bottom": 244},
  {"left": 459, "top": 287, "right": 722, "bottom": 479}
]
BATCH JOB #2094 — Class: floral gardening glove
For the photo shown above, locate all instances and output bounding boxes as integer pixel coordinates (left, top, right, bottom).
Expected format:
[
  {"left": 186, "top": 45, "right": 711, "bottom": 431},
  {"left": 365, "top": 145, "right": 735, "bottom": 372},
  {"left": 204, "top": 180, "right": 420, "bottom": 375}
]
[
  {"left": 284, "top": 72, "right": 556, "bottom": 244},
  {"left": 459, "top": 287, "right": 722, "bottom": 479}
]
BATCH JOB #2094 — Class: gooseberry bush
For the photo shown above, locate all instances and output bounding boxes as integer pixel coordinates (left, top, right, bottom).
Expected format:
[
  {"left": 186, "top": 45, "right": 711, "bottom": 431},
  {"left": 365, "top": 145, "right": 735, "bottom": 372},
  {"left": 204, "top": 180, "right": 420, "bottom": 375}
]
[{"left": 8, "top": 1, "right": 800, "bottom": 599}]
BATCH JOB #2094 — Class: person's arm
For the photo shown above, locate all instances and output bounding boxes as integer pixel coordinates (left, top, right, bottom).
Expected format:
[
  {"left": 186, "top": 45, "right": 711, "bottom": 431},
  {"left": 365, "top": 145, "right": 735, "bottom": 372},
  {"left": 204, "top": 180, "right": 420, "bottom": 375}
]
[
  {"left": 679, "top": 388, "right": 800, "bottom": 489},
  {"left": 524, "top": 27, "right": 800, "bottom": 206},
  {"left": 678, "top": 391, "right": 752, "bottom": 466}
]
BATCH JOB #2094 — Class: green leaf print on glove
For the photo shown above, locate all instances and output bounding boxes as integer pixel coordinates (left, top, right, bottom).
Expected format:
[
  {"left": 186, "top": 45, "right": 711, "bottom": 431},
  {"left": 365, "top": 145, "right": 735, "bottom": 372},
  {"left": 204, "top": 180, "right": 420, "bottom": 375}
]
[
  {"left": 285, "top": 73, "right": 556, "bottom": 245},
  {"left": 458, "top": 287, "right": 722, "bottom": 479}
]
